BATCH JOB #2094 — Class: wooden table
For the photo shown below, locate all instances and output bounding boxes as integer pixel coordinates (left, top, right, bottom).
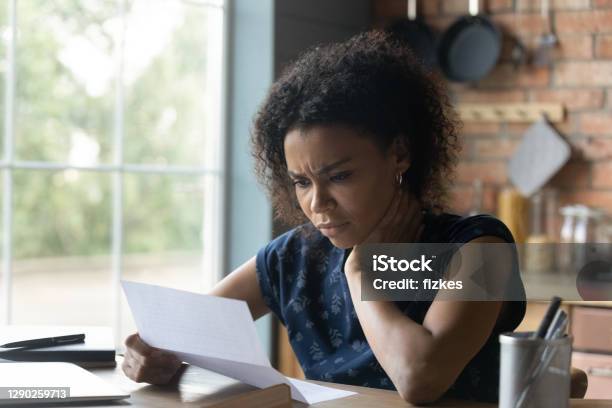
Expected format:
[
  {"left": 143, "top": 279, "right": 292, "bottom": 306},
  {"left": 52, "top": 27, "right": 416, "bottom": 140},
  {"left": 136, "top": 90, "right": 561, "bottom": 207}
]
[{"left": 53, "top": 358, "right": 612, "bottom": 407}]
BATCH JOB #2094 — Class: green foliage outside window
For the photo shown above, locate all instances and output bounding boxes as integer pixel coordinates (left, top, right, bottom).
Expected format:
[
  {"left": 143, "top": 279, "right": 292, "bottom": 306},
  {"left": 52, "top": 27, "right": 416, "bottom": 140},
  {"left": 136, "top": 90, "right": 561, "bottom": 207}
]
[{"left": 1, "top": 0, "right": 214, "bottom": 259}]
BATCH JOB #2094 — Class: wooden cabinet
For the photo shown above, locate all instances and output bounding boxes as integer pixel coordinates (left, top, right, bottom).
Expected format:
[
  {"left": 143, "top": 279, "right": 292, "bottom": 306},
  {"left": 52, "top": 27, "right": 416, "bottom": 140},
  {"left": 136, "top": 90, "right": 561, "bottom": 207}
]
[
  {"left": 570, "top": 305, "right": 612, "bottom": 399},
  {"left": 572, "top": 307, "right": 612, "bottom": 353},
  {"left": 572, "top": 352, "right": 612, "bottom": 399}
]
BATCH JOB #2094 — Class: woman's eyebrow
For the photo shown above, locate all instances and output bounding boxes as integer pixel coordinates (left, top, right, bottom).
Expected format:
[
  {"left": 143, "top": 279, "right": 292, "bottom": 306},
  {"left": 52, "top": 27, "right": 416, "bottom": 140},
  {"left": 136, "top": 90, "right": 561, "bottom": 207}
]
[{"left": 288, "top": 157, "right": 352, "bottom": 177}]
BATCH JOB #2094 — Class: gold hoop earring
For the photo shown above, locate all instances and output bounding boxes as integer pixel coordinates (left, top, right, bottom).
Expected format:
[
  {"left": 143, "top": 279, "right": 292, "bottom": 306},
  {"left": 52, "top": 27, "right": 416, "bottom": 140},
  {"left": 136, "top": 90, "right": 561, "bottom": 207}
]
[{"left": 395, "top": 172, "right": 403, "bottom": 187}]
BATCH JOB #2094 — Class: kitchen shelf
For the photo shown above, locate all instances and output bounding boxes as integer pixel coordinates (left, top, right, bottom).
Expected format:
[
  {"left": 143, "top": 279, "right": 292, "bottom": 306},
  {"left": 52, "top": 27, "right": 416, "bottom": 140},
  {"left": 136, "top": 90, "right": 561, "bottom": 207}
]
[{"left": 457, "top": 102, "right": 565, "bottom": 123}]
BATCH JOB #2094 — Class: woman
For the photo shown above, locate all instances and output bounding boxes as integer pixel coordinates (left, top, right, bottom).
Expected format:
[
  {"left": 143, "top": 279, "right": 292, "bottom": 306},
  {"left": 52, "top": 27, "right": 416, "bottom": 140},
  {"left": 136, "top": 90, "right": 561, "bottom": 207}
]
[{"left": 122, "top": 31, "right": 525, "bottom": 404}]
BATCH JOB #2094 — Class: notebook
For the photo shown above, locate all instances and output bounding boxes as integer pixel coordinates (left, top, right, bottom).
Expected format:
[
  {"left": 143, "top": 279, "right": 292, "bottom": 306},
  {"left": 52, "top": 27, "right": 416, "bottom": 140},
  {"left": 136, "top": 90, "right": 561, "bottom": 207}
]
[
  {"left": 0, "top": 362, "right": 129, "bottom": 405},
  {"left": 0, "top": 326, "right": 116, "bottom": 368}
]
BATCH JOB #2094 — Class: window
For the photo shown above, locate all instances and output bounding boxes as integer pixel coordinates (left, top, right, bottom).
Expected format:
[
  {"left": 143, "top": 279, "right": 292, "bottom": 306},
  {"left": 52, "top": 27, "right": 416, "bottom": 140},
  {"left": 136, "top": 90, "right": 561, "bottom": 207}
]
[{"left": 0, "top": 0, "right": 226, "bottom": 346}]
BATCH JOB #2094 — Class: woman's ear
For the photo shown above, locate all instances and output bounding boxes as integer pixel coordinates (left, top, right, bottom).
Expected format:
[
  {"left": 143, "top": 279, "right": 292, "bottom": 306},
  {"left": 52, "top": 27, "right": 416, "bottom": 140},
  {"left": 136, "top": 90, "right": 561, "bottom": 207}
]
[{"left": 391, "top": 136, "right": 411, "bottom": 173}]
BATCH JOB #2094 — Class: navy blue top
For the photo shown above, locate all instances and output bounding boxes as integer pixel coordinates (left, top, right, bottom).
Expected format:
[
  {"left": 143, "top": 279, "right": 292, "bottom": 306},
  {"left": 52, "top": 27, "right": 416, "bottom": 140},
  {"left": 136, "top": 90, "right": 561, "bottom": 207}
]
[{"left": 255, "top": 213, "right": 526, "bottom": 402}]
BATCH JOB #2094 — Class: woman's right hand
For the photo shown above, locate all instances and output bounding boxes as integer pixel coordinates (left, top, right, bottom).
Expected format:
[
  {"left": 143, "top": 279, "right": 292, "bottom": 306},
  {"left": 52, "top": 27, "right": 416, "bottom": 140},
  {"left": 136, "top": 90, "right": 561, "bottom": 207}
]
[{"left": 122, "top": 333, "right": 183, "bottom": 384}]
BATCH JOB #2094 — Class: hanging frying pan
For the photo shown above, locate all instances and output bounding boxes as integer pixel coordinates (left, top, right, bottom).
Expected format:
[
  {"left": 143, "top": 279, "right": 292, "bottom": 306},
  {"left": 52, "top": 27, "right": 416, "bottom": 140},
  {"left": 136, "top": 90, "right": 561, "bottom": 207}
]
[
  {"left": 386, "top": 0, "right": 437, "bottom": 70},
  {"left": 438, "top": 0, "right": 501, "bottom": 82}
]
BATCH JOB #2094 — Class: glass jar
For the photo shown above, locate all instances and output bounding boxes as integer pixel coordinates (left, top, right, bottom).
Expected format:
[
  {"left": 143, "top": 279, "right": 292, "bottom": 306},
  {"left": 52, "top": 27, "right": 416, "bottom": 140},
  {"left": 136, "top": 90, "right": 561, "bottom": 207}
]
[
  {"left": 558, "top": 205, "right": 577, "bottom": 274},
  {"left": 558, "top": 205, "right": 605, "bottom": 274},
  {"left": 524, "top": 191, "right": 554, "bottom": 273}
]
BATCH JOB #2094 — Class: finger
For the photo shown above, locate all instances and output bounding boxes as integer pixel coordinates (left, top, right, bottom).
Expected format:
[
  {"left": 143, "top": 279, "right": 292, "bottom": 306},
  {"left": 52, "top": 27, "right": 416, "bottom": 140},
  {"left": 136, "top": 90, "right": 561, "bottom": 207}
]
[
  {"left": 123, "top": 348, "right": 141, "bottom": 373},
  {"left": 123, "top": 349, "right": 178, "bottom": 384},
  {"left": 148, "top": 368, "right": 179, "bottom": 385},
  {"left": 126, "top": 334, "right": 178, "bottom": 367},
  {"left": 125, "top": 333, "right": 154, "bottom": 358},
  {"left": 122, "top": 351, "right": 141, "bottom": 382},
  {"left": 153, "top": 352, "right": 181, "bottom": 368},
  {"left": 124, "top": 333, "right": 143, "bottom": 350},
  {"left": 121, "top": 355, "right": 133, "bottom": 377},
  {"left": 138, "top": 359, "right": 182, "bottom": 385},
  {"left": 133, "top": 366, "right": 168, "bottom": 384},
  {"left": 150, "top": 361, "right": 184, "bottom": 385},
  {"left": 127, "top": 346, "right": 179, "bottom": 370},
  {"left": 124, "top": 348, "right": 153, "bottom": 374}
]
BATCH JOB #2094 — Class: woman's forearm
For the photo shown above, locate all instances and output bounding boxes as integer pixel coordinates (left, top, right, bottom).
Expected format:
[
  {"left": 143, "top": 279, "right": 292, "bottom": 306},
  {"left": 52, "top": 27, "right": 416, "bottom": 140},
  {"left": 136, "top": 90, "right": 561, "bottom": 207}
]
[
  {"left": 344, "top": 269, "right": 454, "bottom": 403},
  {"left": 208, "top": 257, "right": 271, "bottom": 320}
]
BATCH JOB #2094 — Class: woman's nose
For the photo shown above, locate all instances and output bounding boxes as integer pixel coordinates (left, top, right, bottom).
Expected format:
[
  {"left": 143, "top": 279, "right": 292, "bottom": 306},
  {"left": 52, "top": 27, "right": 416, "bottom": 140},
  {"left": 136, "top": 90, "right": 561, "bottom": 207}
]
[{"left": 310, "top": 184, "right": 335, "bottom": 214}]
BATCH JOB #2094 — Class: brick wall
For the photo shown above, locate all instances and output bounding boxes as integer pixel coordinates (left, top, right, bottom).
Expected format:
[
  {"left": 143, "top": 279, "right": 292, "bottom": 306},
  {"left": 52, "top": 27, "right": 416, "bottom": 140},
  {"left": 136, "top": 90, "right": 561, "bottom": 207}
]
[{"left": 373, "top": 0, "right": 612, "bottom": 216}]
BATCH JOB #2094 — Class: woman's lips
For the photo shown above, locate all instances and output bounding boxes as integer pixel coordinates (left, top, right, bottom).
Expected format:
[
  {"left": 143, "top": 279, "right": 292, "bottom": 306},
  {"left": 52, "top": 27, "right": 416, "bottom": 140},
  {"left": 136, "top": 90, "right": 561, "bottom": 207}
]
[{"left": 317, "top": 222, "right": 349, "bottom": 237}]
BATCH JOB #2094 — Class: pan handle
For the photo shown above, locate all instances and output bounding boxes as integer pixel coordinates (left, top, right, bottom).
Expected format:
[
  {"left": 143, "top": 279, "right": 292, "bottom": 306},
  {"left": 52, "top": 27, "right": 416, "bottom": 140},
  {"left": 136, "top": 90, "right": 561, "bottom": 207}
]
[
  {"left": 469, "top": 0, "right": 480, "bottom": 16},
  {"left": 407, "top": 0, "right": 416, "bottom": 21}
]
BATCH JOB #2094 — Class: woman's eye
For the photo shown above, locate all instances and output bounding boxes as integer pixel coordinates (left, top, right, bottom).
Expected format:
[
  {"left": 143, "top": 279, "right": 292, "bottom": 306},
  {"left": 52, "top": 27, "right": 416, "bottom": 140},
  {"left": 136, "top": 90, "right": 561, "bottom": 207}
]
[
  {"left": 292, "top": 179, "right": 310, "bottom": 188},
  {"left": 330, "top": 172, "right": 351, "bottom": 182}
]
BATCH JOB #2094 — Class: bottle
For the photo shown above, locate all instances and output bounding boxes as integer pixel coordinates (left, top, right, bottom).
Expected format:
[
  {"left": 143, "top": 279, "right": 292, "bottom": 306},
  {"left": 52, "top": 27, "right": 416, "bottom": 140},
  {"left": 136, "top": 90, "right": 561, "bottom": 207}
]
[
  {"left": 468, "top": 179, "right": 484, "bottom": 216},
  {"left": 544, "top": 188, "right": 560, "bottom": 239},
  {"left": 498, "top": 187, "right": 528, "bottom": 244},
  {"left": 558, "top": 205, "right": 577, "bottom": 274},
  {"left": 572, "top": 206, "right": 604, "bottom": 272},
  {"left": 524, "top": 190, "right": 554, "bottom": 273}
]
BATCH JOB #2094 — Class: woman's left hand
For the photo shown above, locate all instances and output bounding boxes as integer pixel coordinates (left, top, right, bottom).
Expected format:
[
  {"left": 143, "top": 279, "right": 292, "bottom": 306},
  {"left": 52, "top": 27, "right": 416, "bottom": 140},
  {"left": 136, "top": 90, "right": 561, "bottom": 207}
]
[{"left": 344, "top": 189, "right": 424, "bottom": 275}]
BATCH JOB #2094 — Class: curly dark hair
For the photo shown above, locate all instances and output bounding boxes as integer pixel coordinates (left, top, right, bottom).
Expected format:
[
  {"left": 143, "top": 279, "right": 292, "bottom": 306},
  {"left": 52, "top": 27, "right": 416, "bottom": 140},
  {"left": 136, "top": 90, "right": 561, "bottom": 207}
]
[{"left": 251, "top": 30, "right": 460, "bottom": 225}]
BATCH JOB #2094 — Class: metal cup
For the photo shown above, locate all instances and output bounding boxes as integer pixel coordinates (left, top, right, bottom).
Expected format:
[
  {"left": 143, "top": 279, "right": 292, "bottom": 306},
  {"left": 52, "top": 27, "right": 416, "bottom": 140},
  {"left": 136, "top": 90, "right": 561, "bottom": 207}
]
[{"left": 499, "top": 332, "right": 572, "bottom": 408}]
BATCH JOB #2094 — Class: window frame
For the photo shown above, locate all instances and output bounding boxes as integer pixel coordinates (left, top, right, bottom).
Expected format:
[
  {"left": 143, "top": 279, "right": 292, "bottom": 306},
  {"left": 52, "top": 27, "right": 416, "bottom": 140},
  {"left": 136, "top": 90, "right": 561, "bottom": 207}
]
[{"left": 0, "top": 0, "right": 228, "bottom": 345}]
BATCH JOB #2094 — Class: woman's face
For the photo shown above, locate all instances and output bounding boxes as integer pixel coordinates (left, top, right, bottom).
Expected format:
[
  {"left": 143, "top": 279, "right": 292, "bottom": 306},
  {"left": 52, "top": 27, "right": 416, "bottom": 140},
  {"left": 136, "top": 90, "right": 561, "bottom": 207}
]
[{"left": 284, "top": 124, "right": 410, "bottom": 248}]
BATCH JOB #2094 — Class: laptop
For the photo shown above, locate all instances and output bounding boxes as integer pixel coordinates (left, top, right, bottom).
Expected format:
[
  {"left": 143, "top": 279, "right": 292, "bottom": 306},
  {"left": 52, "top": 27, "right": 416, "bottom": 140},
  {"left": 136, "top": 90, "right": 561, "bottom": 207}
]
[{"left": 0, "top": 362, "right": 129, "bottom": 405}]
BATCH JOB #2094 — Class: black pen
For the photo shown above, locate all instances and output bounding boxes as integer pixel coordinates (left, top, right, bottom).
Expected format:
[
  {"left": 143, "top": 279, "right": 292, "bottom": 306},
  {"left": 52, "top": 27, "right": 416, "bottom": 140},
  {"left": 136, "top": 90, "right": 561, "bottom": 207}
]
[
  {"left": 0, "top": 333, "right": 85, "bottom": 349},
  {"left": 544, "top": 309, "right": 567, "bottom": 340},
  {"left": 534, "top": 296, "right": 562, "bottom": 339}
]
